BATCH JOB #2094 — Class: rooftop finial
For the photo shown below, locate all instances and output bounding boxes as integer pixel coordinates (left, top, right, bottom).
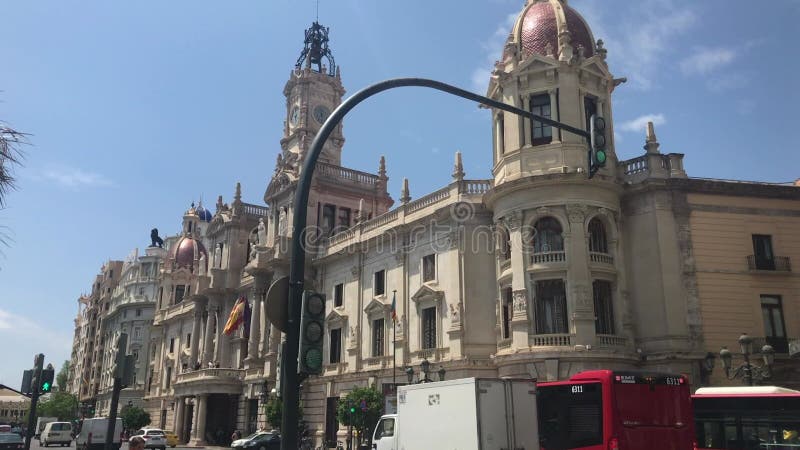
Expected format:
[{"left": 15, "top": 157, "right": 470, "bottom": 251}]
[
  {"left": 452, "top": 151, "right": 465, "bottom": 181},
  {"left": 400, "top": 178, "right": 411, "bottom": 204},
  {"left": 234, "top": 182, "right": 242, "bottom": 202},
  {"left": 644, "top": 121, "right": 661, "bottom": 154},
  {"left": 357, "top": 198, "right": 366, "bottom": 222},
  {"left": 378, "top": 155, "right": 387, "bottom": 179}
]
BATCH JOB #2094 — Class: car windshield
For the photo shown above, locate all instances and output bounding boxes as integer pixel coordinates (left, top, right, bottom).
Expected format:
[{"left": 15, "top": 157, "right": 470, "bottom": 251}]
[
  {"left": 146, "top": 431, "right": 164, "bottom": 436},
  {"left": 244, "top": 433, "right": 261, "bottom": 440},
  {"left": 255, "top": 433, "right": 276, "bottom": 441},
  {"left": 0, "top": 433, "right": 23, "bottom": 443}
]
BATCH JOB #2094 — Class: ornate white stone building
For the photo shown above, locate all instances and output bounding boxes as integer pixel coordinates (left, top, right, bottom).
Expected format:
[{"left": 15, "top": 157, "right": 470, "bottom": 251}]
[{"left": 70, "top": 1, "right": 800, "bottom": 448}]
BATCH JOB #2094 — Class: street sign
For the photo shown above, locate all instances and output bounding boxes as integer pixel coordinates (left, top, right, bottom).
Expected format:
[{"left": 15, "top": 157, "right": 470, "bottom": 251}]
[{"left": 265, "top": 276, "right": 290, "bottom": 332}]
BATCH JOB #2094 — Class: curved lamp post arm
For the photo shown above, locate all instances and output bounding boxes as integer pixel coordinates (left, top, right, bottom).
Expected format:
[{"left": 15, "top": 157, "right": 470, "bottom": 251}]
[{"left": 282, "top": 78, "right": 592, "bottom": 450}]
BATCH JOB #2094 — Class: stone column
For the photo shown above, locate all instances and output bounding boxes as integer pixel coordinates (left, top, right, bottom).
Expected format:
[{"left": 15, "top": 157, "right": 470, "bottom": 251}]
[
  {"left": 213, "top": 304, "right": 222, "bottom": 363},
  {"left": 189, "top": 308, "right": 202, "bottom": 366},
  {"left": 521, "top": 95, "right": 531, "bottom": 147},
  {"left": 565, "top": 204, "right": 595, "bottom": 347},
  {"left": 193, "top": 394, "right": 208, "bottom": 446},
  {"left": 259, "top": 286, "right": 270, "bottom": 358},
  {"left": 549, "top": 89, "right": 560, "bottom": 143},
  {"left": 247, "top": 278, "right": 266, "bottom": 362},
  {"left": 202, "top": 301, "right": 217, "bottom": 366},
  {"left": 174, "top": 397, "right": 185, "bottom": 443},
  {"left": 505, "top": 211, "right": 530, "bottom": 350}
]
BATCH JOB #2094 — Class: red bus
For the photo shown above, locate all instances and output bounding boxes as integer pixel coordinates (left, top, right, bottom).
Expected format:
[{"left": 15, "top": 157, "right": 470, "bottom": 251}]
[
  {"left": 692, "top": 386, "right": 800, "bottom": 449},
  {"left": 537, "top": 370, "right": 696, "bottom": 450}
]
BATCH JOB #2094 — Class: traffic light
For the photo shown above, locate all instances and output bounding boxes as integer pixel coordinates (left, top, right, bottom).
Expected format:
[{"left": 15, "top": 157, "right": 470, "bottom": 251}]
[
  {"left": 588, "top": 114, "right": 607, "bottom": 178},
  {"left": 298, "top": 291, "right": 325, "bottom": 375},
  {"left": 121, "top": 354, "right": 136, "bottom": 388},
  {"left": 111, "top": 333, "right": 129, "bottom": 379},
  {"left": 40, "top": 364, "right": 55, "bottom": 393},
  {"left": 21, "top": 370, "right": 33, "bottom": 395}
]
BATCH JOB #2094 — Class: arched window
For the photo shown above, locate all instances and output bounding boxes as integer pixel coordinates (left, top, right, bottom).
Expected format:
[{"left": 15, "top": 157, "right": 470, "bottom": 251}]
[
  {"left": 588, "top": 218, "right": 608, "bottom": 254},
  {"left": 533, "top": 217, "right": 564, "bottom": 253}
]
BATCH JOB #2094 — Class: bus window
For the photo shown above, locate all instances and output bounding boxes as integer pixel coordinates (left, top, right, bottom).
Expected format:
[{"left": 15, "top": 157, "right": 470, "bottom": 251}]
[{"left": 537, "top": 382, "right": 603, "bottom": 449}]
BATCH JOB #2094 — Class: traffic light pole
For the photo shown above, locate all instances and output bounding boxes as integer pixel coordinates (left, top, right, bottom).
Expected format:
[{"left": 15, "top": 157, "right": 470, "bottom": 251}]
[
  {"left": 104, "top": 377, "right": 122, "bottom": 450},
  {"left": 24, "top": 354, "right": 44, "bottom": 450},
  {"left": 280, "top": 77, "right": 593, "bottom": 450}
]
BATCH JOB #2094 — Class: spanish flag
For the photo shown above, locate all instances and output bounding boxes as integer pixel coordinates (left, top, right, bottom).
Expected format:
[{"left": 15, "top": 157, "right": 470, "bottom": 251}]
[
  {"left": 223, "top": 296, "right": 247, "bottom": 335},
  {"left": 390, "top": 291, "right": 397, "bottom": 322}
]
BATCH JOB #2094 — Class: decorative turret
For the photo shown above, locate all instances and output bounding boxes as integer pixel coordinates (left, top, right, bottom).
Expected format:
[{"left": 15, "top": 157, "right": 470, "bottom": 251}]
[
  {"left": 487, "top": 0, "right": 619, "bottom": 183},
  {"left": 400, "top": 178, "right": 411, "bottom": 204}
]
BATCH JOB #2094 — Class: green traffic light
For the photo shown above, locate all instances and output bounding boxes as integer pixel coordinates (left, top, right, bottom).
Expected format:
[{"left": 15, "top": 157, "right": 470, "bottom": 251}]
[
  {"left": 42, "top": 382, "right": 51, "bottom": 392},
  {"left": 350, "top": 407, "right": 355, "bottom": 413},
  {"left": 596, "top": 150, "right": 606, "bottom": 164}
]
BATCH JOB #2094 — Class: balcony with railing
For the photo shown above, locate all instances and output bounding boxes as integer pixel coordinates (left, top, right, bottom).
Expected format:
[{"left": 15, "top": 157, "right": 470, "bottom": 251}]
[
  {"left": 317, "top": 162, "right": 380, "bottom": 187},
  {"left": 746, "top": 255, "right": 791, "bottom": 272},
  {"left": 597, "top": 334, "right": 627, "bottom": 348},
  {"left": 173, "top": 368, "right": 246, "bottom": 395},
  {"left": 530, "top": 251, "right": 566, "bottom": 265},
  {"left": 589, "top": 252, "right": 614, "bottom": 265},
  {"left": 530, "top": 334, "right": 573, "bottom": 347}
]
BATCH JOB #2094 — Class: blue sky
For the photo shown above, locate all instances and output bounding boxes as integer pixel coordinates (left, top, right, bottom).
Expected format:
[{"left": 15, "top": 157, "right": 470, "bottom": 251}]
[{"left": 1, "top": 0, "right": 798, "bottom": 388}]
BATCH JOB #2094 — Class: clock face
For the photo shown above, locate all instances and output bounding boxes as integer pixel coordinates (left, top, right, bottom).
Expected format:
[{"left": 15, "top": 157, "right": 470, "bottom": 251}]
[
  {"left": 313, "top": 104, "right": 330, "bottom": 124},
  {"left": 290, "top": 106, "right": 300, "bottom": 126}
]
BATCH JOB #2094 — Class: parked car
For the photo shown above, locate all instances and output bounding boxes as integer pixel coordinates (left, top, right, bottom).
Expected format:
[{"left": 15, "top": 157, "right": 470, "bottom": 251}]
[
  {"left": 163, "top": 432, "right": 178, "bottom": 448},
  {"left": 230, "top": 432, "right": 280, "bottom": 450},
  {"left": 41, "top": 422, "right": 73, "bottom": 447},
  {"left": 0, "top": 432, "right": 24, "bottom": 450},
  {"left": 131, "top": 428, "right": 166, "bottom": 450},
  {"left": 8, "top": 429, "right": 22, "bottom": 439}
]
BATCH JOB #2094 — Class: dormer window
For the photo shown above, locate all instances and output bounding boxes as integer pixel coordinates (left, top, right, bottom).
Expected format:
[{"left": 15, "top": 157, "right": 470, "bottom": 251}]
[{"left": 531, "top": 94, "right": 552, "bottom": 146}]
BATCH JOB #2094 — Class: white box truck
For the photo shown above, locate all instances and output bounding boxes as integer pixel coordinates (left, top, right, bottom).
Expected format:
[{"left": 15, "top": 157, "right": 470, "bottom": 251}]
[
  {"left": 372, "top": 377, "right": 539, "bottom": 450},
  {"left": 75, "top": 418, "right": 123, "bottom": 450}
]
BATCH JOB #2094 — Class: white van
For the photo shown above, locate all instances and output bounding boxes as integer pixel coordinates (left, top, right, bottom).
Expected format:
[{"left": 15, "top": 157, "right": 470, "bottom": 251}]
[
  {"left": 75, "top": 418, "right": 122, "bottom": 450},
  {"left": 40, "top": 422, "right": 73, "bottom": 447}
]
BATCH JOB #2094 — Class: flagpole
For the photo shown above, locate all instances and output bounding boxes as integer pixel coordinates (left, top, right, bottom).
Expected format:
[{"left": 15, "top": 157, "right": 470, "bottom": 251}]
[{"left": 392, "top": 290, "right": 397, "bottom": 388}]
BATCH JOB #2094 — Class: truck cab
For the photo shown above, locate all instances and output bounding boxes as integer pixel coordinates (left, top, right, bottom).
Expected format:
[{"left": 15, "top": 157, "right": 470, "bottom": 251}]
[{"left": 371, "top": 414, "right": 397, "bottom": 450}]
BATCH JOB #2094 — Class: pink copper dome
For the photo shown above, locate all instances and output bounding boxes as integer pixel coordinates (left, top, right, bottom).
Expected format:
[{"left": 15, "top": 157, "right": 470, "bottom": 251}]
[
  {"left": 171, "top": 236, "right": 207, "bottom": 269},
  {"left": 517, "top": 0, "right": 595, "bottom": 60}
]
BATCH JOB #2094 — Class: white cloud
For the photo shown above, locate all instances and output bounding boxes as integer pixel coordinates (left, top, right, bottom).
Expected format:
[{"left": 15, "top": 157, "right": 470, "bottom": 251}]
[
  {"left": 33, "top": 165, "right": 114, "bottom": 189},
  {"left": 680, "top": 48, "right": 736, "bottom": 75},
  {"left": 619, "top": 113, "right": 666, "bottom": 133},
  {"left": 576, "top": 0, "right": 698, "bottom": 90},
  {"left": 470, "top": 12, "right": 518, "bottom": 93},
  {"left": 707, "top": 72, "right": 749, "bottom": 92},
  {"left": 0, "top": 309, "right": 72, "bottom": 388}
]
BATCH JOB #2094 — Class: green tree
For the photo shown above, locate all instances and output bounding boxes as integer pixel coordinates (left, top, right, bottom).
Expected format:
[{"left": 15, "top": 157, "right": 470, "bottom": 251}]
[
  {"left": 37, "top": 392, "right": 78, "bottom": 422},
  {"left": 335, "top": 386, "right": 384, "bottom": 447},
  {"left": 56, "top": 361, "right": 70, "bottom": 392},
  {"left": 119, "top": 405, "right": 151, "bottom": 431},
  {"left": 263, "top": 397, "right": 305, "bottom": 437},
  {"left": 0, "top": 121, "right": 27, "bottom": 255}
]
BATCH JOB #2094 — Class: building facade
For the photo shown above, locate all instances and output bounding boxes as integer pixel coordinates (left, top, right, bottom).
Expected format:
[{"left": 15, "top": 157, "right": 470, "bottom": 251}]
[{"left": 68, "top": 0, "right": 799, "bottom": 447}]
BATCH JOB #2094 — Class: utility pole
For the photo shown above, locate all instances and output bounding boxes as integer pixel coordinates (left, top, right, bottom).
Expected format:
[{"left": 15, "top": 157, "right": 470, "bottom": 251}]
[
  {"left": 24, "top": 354, "right": 44, "bottom": 450},
  {"left": 105, "top": 333, "right": 130, "bottom": 450}
]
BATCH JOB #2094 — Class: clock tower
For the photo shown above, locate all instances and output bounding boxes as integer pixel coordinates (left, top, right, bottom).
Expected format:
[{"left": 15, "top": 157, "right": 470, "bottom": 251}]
[{"left": 281, "top": 21, "right": 345, "bottom": 169}]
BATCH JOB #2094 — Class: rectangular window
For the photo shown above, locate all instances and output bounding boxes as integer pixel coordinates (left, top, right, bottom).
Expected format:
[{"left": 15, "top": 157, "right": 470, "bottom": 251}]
[
  {"left": 174, "top": 285, "right": 186, "bottom": 304},
  {"left": 422, "top": 307, "right": 437, "bottom": 349},
  {"left": 531, "top": 93, "right": 553, "bottom": 146},
  {"left": 337, "top": 207, "right": 351, "bottom": 230},
  {"left": 592, "top": 280, "right": 615, "bottom": 335},
  {"left": 761, "top": 295, "right": 788, "bottom": 353},
  {"left": 535, "top": 280, "right": 568, "bottom": 334},
  {"left": 134, "top": 327, "right": 142, "bottom": 339},
  {"left": 322, "top": 204, "right": 336, "bottom": 237},
  {"left": 169, "top": 338, "right": 175, "bottom": 353},
  {"left": 372, "top": 319, "right": 385, "bottom": 357},
  {"left": 334, "top": 283, "right": 344, "bottom": 308},
  {"left": 422, "top": 254, "right": 436, "bottom": 283},
  {"left": 374, "top": 270, "right": 385, "bottom": 296},
  {"left": 752, "top": 235, "right": 775, "bottom": 270},
  {"left": 165, "top": 367, "right": 172, "bottom": 389},
  {"left": 502, "top": 287, "right": 513, "bottom": 340},
  {"left": 136, "top": 308, "right": 142, "bottom": 317},
  {"left": 329, "top": 328, "right": 342, "bottom": 364},
  {"left": 185, "top": 333, "right": 191, "bottom": 348}
]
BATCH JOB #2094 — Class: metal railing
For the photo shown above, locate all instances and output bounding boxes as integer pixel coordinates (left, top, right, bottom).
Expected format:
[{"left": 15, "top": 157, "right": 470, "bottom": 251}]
[{"left": 746, "top": 255, "right": 791, "bottom": 272}]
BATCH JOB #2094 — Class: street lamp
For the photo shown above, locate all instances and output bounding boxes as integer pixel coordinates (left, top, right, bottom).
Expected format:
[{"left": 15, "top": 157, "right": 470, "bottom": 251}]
[
  {"left": 280, "top": 77, "right": 594, "bottom": 450},
  {"left": 719, "top": 333, "right": 775, "bottom": 386}
]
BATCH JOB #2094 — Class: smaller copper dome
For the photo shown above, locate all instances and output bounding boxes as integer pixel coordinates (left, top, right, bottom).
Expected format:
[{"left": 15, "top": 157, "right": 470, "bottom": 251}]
[
  {"left": 171, "top": 236, "right": 208, "bottom": 269},
  {"left": 518, "top": 0, "right": 595, "bottom": 60}
]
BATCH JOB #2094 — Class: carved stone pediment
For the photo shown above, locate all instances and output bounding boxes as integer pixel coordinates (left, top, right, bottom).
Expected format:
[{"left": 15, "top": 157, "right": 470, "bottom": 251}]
[
  {"left": 364, "top": 297, "right": 389, "bottom": 316},
  {"left": 265, "top": 172, "right": 296, "bottom": 200},
  {"left": 411, "top": 283, "right": 444, "bottom": 303},
  {"left": 325, "top": 309, "right": 347, "bottom": 328}
]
